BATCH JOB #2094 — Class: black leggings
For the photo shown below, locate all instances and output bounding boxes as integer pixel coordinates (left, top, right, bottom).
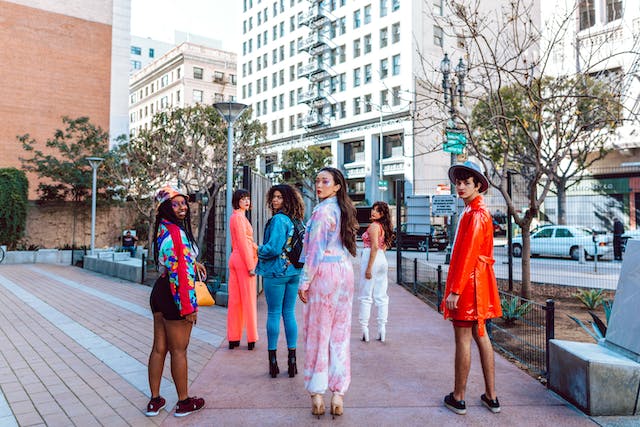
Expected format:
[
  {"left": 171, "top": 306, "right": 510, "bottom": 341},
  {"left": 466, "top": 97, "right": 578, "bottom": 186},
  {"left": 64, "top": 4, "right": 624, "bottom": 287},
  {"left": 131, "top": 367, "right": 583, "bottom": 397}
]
[{"left": 150, "top": 274, "right": 183, "bottom": 321}]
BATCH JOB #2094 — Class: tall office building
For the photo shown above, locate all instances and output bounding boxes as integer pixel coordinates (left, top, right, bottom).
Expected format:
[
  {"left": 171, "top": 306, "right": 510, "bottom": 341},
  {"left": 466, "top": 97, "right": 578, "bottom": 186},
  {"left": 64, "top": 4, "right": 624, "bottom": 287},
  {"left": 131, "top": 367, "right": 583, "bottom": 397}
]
[
  {"left": 0, "top": 0, "right": 131, "bottom": 198},
  {"left": 239, "top": 0, "right": 453, "bottom": 203},
  {"left": 129, "top": 42, "right": 237, "bottom": 136}
]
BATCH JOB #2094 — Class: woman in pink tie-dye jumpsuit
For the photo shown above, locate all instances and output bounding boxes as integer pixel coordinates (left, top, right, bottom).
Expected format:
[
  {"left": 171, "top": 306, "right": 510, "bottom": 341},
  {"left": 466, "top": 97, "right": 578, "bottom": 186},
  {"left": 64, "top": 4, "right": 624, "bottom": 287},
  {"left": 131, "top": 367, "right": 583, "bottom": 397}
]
[{"left": 298, "top": 167, "right": 359, "bottom": 418}]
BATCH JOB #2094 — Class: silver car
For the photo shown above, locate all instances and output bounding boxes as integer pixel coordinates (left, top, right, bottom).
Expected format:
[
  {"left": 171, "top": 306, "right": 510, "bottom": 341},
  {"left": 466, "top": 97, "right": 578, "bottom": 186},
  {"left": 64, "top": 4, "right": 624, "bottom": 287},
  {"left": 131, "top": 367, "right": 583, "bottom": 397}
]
[{"left": 512, "top": 225, "right": 612, "bottom": 260}]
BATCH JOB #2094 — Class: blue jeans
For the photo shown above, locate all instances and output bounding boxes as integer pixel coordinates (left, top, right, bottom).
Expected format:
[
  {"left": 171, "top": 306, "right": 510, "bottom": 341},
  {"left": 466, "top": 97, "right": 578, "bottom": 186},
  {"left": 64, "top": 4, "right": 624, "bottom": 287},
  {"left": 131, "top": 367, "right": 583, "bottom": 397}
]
[{"left": 263, "top": 274, "right": 299, "bottom": 350}]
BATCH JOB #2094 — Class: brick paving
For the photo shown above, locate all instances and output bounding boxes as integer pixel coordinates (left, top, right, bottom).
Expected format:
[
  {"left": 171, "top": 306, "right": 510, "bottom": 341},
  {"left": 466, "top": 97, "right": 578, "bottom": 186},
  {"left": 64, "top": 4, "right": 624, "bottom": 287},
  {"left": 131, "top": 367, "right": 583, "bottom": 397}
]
[{"left": 0, "top": 261, "right": 635, "bottom": 426}]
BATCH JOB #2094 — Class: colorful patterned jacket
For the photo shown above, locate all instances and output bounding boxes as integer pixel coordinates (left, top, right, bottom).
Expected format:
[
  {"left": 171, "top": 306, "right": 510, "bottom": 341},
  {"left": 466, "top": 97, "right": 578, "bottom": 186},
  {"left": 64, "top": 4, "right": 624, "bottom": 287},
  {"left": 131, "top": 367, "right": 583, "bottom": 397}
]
[{"left": 157, "top": 220, "right": 198, "bottom": 316}]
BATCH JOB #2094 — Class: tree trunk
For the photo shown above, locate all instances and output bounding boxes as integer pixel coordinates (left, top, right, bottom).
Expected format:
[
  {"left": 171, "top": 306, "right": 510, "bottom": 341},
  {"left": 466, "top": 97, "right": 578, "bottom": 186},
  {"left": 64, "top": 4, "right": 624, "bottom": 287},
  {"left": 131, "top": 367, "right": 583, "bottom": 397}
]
[
  {"left": 520, "top": 225, "right": 532, "bottom": 300},
  {"left": 556, "top": 180, "right": 567, "bottom": 225},
  {"left": 146, "top": 209, "right": 155, "bottom": 265}
]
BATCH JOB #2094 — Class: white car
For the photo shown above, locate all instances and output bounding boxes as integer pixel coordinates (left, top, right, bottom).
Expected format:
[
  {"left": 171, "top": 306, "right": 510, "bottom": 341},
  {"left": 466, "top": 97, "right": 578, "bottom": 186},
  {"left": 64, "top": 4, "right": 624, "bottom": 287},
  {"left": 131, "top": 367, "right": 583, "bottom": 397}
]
[
  {"left": 621, "top": 229, "right": 640, "bottom": 252},
  {"left": 512, "top": 225, "right": 612, "bottom": 260}
]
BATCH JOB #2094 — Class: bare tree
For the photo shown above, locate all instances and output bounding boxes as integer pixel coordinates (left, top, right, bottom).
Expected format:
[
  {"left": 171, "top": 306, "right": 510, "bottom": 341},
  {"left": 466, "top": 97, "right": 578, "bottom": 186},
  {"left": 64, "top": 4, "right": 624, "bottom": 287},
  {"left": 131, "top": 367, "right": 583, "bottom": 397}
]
[{"left": 416, "top": 0, "right": 629, "bottom": 298}]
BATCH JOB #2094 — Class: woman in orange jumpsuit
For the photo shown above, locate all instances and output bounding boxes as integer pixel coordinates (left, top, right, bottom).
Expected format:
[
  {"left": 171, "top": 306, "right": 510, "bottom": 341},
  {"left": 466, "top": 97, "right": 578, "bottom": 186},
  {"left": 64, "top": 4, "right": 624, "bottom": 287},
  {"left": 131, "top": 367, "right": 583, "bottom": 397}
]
[{"left": 227, "top": 189, "right": 259, "bottom": 350}]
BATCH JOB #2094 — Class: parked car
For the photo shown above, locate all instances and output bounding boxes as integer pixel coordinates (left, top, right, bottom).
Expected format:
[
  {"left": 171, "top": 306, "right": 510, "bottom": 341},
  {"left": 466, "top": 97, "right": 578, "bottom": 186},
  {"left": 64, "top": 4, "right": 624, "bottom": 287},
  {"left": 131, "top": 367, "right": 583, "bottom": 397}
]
[
  {"left": 393, "top": 224, "right": 449, "bottom": 252},
  {"left": 511, "top": 225, "right": 612, "bottom": 260}
]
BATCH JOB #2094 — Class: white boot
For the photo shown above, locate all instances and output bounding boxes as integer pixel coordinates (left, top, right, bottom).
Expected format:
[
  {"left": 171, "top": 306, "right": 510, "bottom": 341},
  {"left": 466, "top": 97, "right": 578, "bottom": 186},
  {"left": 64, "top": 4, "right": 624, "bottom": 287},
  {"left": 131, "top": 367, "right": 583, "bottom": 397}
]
[
  {"left": 361, "top": 326, "right": 370, "bottom": 342},
  {"left": 377, "top": 325, "right": 386, "bottom": 342}
]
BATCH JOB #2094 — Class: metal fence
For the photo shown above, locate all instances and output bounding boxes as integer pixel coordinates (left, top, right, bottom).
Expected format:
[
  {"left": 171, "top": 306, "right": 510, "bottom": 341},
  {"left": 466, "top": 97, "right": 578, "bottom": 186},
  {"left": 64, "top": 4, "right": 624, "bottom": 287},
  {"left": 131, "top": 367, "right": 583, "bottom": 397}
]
[{"left": 398, "top": 256, "right": 554, "bottom": 377}]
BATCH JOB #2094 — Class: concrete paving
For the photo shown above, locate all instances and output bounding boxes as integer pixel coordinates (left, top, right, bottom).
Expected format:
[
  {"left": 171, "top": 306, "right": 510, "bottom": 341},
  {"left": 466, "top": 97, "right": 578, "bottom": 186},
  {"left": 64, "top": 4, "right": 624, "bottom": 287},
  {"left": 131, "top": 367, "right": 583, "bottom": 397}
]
[{"left": 0, "top": 261, "right": 635, "bottom": 426}]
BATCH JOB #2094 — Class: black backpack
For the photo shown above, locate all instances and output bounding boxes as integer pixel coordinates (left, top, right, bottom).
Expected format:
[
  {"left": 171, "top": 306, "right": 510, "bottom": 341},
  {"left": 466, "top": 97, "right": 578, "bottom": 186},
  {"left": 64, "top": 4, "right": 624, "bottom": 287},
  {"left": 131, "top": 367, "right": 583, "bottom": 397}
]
[{"left": 285, "top": 215, "right": 305, "bottom": 269}]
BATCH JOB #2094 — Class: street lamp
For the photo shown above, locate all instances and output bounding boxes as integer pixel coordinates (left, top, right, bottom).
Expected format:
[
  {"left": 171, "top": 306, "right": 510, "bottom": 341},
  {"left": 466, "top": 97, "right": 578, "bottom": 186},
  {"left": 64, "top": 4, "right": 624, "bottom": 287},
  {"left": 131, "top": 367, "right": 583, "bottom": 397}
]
[
  {"left": 86, "top": 157, "right": 104, "bottom": 255},
  {"left": 440, "top": 53, "right": 466, "bottom": 263},
  {"left": 213, "top": 101, "right": 248, "bottom": 278}
]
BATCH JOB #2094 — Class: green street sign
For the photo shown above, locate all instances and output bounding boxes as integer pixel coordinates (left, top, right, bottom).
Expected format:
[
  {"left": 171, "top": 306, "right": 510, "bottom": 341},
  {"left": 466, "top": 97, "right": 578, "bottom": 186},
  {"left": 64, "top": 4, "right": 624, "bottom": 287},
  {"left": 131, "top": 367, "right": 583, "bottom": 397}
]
[
  {"left": 378, "top": 179, "right": 388, "bottom": 190},
  {"left": 444, "top": 128, "right": 467, "bottom": 154}
]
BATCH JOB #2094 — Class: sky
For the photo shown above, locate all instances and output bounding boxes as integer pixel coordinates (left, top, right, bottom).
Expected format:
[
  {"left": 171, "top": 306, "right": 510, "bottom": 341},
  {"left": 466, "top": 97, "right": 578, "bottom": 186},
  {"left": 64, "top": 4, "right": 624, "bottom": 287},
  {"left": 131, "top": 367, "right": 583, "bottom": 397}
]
[{"left": 130, "top": 0, "right": 242, "bottom": 51}]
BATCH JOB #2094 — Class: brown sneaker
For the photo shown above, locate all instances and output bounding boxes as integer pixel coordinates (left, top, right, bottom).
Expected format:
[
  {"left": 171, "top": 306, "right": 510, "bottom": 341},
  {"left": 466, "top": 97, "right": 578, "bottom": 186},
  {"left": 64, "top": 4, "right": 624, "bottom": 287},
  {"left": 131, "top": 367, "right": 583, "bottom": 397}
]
[
  {"left": 145, "top": 396, "right": 166, "bottom": 416},
  {"left": 174, "top": 396, "right": 205, "bottom": 417}
]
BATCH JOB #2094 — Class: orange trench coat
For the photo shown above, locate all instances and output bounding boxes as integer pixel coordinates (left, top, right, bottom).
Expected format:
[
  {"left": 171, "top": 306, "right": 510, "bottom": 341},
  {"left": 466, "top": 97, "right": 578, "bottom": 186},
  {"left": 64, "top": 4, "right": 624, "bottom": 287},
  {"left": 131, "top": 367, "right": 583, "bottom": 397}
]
[{"left": 441, "top": 195, "right": 502, "bottom": 336}]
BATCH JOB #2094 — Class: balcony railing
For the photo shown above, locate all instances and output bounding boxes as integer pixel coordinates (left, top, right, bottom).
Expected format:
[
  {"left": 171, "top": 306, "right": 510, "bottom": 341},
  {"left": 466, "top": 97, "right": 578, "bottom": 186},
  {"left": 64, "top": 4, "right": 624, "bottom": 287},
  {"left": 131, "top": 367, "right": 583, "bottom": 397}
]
[{"left": 301, "top": 112, "right": 325, "bottom": 127}]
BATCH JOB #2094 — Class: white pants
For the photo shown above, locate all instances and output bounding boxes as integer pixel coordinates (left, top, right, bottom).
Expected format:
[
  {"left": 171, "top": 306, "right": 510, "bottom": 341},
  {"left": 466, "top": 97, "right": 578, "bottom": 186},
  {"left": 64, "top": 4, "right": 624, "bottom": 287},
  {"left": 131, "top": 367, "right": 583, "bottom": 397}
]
[{"left": 358, "top": 248, "right": 389, "bottom": 332}]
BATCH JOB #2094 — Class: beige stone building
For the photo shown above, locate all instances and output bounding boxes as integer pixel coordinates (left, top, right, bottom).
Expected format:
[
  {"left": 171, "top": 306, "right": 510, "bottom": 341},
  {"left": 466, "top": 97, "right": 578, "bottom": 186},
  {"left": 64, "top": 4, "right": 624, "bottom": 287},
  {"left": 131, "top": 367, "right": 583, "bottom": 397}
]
[{"left": 128, "top": 42, "right": 237, "bottom": 136}]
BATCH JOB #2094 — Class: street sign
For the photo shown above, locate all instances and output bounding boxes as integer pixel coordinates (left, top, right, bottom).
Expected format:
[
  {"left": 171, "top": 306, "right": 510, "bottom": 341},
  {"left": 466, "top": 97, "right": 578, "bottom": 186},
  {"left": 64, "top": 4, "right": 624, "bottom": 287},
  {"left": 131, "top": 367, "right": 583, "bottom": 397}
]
[
  {"left": 444, "top": 127, "right": 467, "bottom": 154},
  {"left": 378, "top": 179, "right": 388, "bottom": 191},
  {"left": 432, "top": 194, "right": 457, "bottom": 216}
]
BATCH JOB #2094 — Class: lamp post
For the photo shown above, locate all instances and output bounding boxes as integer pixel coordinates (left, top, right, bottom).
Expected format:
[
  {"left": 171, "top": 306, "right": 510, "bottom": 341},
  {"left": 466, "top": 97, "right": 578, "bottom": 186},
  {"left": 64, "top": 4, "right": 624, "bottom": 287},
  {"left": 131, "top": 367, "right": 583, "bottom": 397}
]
[
  {"left": 440, "top": 53, "right": 466, "bottom": 264},
  {"left": 86, "top": 157, "right": 104, "bottom": 255},
  {"left": 213, "top": 101, "right": 248, "bottom": 279}
]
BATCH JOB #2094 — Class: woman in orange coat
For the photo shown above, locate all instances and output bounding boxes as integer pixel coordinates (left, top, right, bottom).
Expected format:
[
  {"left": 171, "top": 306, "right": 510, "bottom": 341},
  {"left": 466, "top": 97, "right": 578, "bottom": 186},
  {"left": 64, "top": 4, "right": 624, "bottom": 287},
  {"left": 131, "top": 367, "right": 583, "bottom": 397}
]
[{"left": 227, "top": 189, "right": 259, "bottom": 350}]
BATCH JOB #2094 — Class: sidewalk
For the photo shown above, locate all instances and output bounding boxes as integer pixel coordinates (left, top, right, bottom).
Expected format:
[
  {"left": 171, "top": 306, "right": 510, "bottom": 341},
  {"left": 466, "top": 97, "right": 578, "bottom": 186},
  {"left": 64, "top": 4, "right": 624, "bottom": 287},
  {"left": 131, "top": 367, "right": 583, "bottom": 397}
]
[{"left": 0, "top": 262, "right": 631, "bottom": 426}]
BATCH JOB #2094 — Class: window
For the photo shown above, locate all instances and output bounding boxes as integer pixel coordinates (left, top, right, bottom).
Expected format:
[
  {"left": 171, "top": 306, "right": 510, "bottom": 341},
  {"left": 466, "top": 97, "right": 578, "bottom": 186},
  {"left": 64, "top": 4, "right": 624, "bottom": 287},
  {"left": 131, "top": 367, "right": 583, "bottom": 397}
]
[
  {"left": 380, "top": 89, "right": 388, "bottom": 106},
  {"left": 272, "top": 120, "right": 277, "bottom": 134},
  {"left": 364, "top": 94, "right": 372, "bottom": 112},
  {"left": 161, "top": 75, "right": 168, "bottom": 87},
  {"left": 344, "top": 140, "right": 364, "bottom": 163},
  {"left": 290, "top": 90, "right": 295, "bottom": 106},
  {"left": 272, "top": 72, "right": 277, "bottom": 87},
  {"left": 214, "top": 71, "right": 225, "bottom": 82},
  {"left": 364, "top": 64, "right": 372, "bottom": 83},
  {"left": 354, "top": 67, "right": 361, "bottom": 87},
  {"left": 339, "top": 17, "right": 346, "bottom": 34},
  {"left": 392, "top": 86, "right": 401, "bottom": 105},
  {"left": 273, "top": 48, "right": 278, "bottom": 63},
  {"left": 279, "top": 94, "right": 284, "bottom": 110},
  {"left": 279, "top": 69, "right": 285, "bottom": 85},
  {"left": 339, "top": 101, "right": 346, "bottom": 118},
  {"left": 193, "top": 67, "right": 203, "bottom": 79},
  {"left": 392, "top": 54, "right": 400, "bottom": 75},
  {"left": 364, "top": 34, "right": 372, "bottom": 53},
  {"left": 433, "top": 25, "right": 443, "bottom": 47},
  {"left": 392, "top": 0, "right": 399, "bottom": 11},
  {"left": 579, "top": 0, "right": 595, "bottom": 30},
  {"left": 364, "top": 4, "right": 371, "bottom": 24},
  {"left": 353, "top": 39, "right": 361, "bottom": 58},
  {"left": 380, "top": 27, "right": 388, "bottom": 48},
  {"left": 339, "top": 73, "right": 346, "bottom": 91},
  {"left": 279, "top": 118, "right": 284, "bottom": 133},
  {"left": 606, "top": 0, "right": 623, "bottom": 22},
  {"left": 272, "top": 96, "right": 277, "bottom": 111},
  {"left": 290, "top": 40, "right": 295, "bottom": 56},
  {"left": 289, "top": 115, "right": 295, "bottom": 130},
  {"left": 161, "top": 96, "right": 168, "bottom": 108},
  {"left": 280, "top": 22, "right": 285, "bottom": 38},
  {"left": 383, "top": 133, "right": 402, "bottom": 158},
  {"left": 131, "top": 60, "right": 141, "bottom": 70},
  {"left": 380, "top": 58, "right": 389, "bottom": 78},
  {"left": 257, "top": 79, "right": 262, "bottom": 93},
  {"left": 339, "top": 44, "right": 346, "bottom": 63},
  {"left": 248, "top": 82, "right": 252, "bottom": 96},
  {"left": 354, "top": 9, "right": 361, "bottom": 28},
  {"left": 380, "top": 0, "right": 387, "bottom": 17},
  {"left": 433, "top": 0, "right": 443, "bottom": 16},
  {"left": 131, "top": 46, "right": 141, "bottom": 55},
  {"left": 290, "top": 65, "right": 296, "bottom": 81},
  {"left": 192, "top": 90, "right": 202, "bottom": 103},
  {"left": 176, "top": 68, "right": 181, "bottom": 79},
  {"left": 279, "top": 45, "right": 285, "bottom": 61},
  {"left": 149, "top": 48, "right": 155, "bottom": 58},
  {"left": 230, "top": 74, "right": 237, "bottom": 85},
  {"left": 392, "top": 22, "right": 400, "bottom": 43},
  {"left": 215, "top": 93, "right": 224, "bottom": 102}
]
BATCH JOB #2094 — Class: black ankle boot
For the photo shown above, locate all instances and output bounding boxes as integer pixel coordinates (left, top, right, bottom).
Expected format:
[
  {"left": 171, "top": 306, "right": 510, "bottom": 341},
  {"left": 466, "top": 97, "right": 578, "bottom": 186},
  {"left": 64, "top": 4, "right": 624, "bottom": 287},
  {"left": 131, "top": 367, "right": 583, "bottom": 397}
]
[
  {"left": 248, "top": 342, "right": 255, "bottom": 350},
  {"left": 287, "top": 349, "right": 298, "bottom": 378},
  {"left": 228, "top": 341, "right": 240, "bottom": 349},
  {"left": 268, "top": 350, "right": 279, "bottom": 378}
]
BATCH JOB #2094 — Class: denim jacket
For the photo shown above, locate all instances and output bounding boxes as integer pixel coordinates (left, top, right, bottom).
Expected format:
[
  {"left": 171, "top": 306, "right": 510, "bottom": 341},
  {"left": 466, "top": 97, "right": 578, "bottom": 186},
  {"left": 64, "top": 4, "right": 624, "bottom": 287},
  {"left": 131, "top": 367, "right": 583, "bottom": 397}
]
[{"left": 256, "top": 212, "right": 302, "bottom": 278}]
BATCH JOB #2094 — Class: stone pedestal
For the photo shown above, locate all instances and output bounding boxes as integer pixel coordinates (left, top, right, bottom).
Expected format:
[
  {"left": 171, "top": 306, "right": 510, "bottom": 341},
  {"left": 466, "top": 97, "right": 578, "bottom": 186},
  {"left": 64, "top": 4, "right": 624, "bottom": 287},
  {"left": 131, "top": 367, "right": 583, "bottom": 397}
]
[{"left": 549, "top": 340, "right": 640, "bottom": 415}]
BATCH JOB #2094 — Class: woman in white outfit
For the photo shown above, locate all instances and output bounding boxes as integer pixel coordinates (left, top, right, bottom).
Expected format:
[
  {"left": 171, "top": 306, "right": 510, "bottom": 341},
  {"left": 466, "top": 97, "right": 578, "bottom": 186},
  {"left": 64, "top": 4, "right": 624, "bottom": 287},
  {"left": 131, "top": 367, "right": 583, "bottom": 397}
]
[{"left": 358, "top": 201, "right": 394, "bottom": 342}]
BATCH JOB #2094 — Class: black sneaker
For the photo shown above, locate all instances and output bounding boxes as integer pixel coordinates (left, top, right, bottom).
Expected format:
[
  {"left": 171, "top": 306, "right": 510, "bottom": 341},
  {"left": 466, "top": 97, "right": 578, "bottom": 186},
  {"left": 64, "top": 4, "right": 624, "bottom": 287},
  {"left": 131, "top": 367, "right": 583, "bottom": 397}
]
[
  {"left": 444, "top": 392, "right": 466, "bottom": 415},
  {"left": 174, "top": 396, "right": 205, "bottom": 417},
  {"left": 481, "top": 394, "right": 501, "bottom": 413},
  {"left": 145, "top": 396, "right": 166, "bottom": 416}
]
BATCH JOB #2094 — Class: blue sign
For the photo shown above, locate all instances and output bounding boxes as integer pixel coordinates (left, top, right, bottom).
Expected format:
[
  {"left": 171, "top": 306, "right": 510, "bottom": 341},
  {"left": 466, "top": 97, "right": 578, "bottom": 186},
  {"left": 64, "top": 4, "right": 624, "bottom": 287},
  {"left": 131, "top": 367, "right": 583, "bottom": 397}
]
[{"left": 444, "top": 128, "right": 467, "bottom": 154}]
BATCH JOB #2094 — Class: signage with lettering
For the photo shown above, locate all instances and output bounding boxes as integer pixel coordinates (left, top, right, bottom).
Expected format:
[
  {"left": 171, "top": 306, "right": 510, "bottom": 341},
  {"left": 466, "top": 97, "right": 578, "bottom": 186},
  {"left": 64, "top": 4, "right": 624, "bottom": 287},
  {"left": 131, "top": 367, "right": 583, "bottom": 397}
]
[{"left": 432, "top": 194, "right": 457, "bottom": 216}]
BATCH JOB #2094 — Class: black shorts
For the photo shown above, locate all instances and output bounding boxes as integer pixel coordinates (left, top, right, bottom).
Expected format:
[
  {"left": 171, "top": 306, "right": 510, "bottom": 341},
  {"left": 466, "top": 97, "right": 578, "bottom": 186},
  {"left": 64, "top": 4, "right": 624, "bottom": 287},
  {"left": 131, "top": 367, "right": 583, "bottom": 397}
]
[{"left": 150, "top": 274, "right": 183, "bottom": 321}]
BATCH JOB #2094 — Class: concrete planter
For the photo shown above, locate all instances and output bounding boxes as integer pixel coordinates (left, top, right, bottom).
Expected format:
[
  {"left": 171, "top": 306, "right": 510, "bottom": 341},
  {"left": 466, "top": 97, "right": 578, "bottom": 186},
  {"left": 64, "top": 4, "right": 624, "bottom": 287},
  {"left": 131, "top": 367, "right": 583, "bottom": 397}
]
[{"left": 4, "top": 251, "right": 37, "bottom": 264}]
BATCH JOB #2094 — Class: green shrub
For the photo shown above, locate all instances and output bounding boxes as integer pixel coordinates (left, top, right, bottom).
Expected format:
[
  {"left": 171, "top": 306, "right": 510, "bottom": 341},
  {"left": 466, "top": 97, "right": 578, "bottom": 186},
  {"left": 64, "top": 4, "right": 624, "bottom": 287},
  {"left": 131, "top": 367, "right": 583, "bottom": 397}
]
[
  {"left": 0, "top": 168, "right": 28, "bottom": 249},
  {"left": 501, "top": 296, "right": 533, "bottom": 324},
  {"left": 575, "top": 288, "right": 604, "bottom": 310}
]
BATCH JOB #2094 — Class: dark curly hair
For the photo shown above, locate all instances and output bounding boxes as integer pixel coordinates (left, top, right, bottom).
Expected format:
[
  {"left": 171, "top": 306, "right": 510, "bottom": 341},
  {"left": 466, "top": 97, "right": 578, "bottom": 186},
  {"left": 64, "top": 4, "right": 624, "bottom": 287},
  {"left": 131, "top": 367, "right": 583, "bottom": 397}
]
[
  {"left": 266, "top": 184, "right": 305, "bottom": 220},
  {"left": 318, "top": 167, "right": 359, "bottom": 257},
  {"left": 153, "top": 195, "right": 196, "bottom": 267},
  {"left": 372, "top": 201, "right": 394, "bottom": 249}
]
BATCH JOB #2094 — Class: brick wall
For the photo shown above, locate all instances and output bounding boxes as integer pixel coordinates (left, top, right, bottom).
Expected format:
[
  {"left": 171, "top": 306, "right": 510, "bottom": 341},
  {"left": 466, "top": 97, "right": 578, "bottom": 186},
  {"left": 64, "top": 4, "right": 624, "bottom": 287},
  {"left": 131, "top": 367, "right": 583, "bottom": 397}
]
[{"left": 0, "top": 1, "right": 112, "bottom": 199}]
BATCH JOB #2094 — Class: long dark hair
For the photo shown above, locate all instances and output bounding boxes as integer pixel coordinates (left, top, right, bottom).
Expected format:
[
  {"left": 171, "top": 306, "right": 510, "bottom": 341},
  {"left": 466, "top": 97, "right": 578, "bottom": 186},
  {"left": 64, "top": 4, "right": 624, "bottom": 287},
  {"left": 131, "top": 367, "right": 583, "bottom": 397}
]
[
  {"left": 266, "top": 184, "right": 305, "bottom": 220},
  {"left": 153, "top": 196, "right": 196, "bottom": 267},
  {"left": 319, "top": 167, "right": 358, "bottom": 257},
  {"left": 372, "top": 201, "right": 394, "bottom": 249}
]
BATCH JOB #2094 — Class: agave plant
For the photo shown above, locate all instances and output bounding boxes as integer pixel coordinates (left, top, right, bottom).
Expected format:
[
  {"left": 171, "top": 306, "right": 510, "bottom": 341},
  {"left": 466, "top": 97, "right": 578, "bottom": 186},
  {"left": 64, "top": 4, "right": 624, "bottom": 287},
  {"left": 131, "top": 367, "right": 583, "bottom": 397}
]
[
  {"left": 569, "top": 298, "right": 613, "bottom": 342},
  {"left": 575, "top": 288, "right": 605, "bottom": 310},
  {"left": 501, "top": 296, "right": 533, "bottom": 324}
]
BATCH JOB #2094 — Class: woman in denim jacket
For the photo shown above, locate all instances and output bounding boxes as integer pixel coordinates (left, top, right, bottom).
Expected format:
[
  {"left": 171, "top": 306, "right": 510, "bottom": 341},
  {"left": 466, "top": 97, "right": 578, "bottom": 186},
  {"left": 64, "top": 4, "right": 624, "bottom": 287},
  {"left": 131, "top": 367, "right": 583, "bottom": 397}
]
[{"left": 257, "top": 184, "right": 305, "bottom": 378}]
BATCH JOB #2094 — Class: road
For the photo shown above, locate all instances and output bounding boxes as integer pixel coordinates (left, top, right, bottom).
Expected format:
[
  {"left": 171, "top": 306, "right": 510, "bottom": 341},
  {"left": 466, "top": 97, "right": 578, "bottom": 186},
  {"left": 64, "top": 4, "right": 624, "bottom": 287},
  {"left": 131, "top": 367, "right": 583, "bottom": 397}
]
[{"left": 387, "top": 244, "right": 621, "bottom": 290}]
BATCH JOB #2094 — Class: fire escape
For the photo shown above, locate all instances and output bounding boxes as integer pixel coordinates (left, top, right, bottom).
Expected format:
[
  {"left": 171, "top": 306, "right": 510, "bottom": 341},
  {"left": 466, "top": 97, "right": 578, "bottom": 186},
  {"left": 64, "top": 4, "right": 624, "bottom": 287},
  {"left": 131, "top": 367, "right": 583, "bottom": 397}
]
[{"left": 297, "top": 1, "right": 336, "bottom": 128}]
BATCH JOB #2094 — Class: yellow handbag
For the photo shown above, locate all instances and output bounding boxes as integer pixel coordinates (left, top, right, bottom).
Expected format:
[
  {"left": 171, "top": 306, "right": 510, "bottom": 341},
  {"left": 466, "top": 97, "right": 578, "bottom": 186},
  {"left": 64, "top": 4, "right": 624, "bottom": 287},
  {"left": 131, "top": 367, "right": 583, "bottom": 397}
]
[{"left": 195, "top": 272, "right": 215, "bottom": 306}]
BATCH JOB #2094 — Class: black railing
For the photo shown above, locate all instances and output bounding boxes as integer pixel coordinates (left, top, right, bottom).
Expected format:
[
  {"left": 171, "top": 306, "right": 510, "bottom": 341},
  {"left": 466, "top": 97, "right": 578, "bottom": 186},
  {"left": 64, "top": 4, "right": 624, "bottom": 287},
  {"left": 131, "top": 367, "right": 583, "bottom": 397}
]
[{"left": 398, "top": 256, "right": 555, "bottom": 378}]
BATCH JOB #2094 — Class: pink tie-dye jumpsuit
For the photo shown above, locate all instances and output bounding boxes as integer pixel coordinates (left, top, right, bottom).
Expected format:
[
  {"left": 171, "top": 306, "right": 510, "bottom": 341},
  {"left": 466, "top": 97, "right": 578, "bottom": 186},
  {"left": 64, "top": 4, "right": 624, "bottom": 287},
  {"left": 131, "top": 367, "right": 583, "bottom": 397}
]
[{"left": 299, "top": 197, "right": 354, "bottom": 395}]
